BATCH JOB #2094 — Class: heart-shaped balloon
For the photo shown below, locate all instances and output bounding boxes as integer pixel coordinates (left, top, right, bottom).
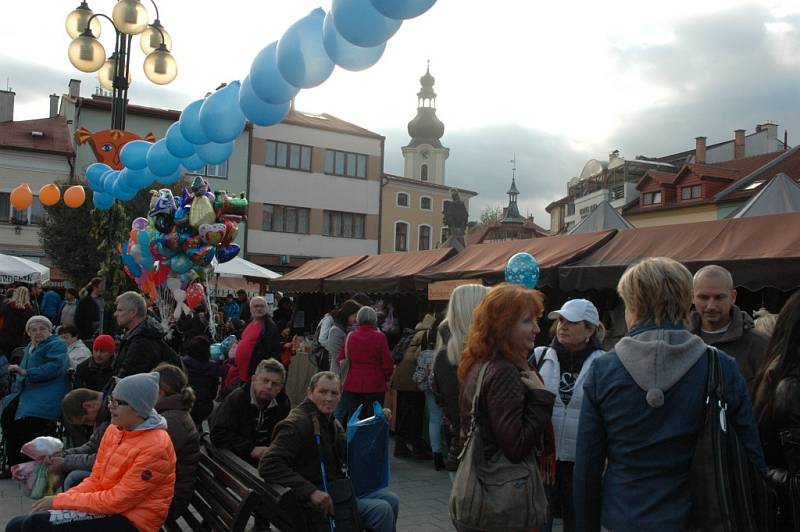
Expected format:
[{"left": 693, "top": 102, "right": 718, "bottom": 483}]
[
  {"left": 216, "top": 243, "right": 240, "bottom": 263},
  {"left": 185, "top": 283, "right": 205, "bottom": 310},
  {"left": 199, "top": 223, "right": 226, "bottom": 246},
  {"left": 188, "top": 245, "right": 216, "bottom": 266},
  {"left": 222, "top": 219, "right": 239, "bottom": 246}
]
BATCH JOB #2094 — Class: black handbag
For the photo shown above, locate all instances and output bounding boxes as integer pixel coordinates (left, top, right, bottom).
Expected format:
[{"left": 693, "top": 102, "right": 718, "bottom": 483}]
[{"left": 690, "top": 347, "right": 775, "bottom": 532}]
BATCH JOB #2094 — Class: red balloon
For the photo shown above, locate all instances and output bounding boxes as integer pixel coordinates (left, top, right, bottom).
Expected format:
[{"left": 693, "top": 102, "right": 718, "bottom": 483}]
[{"left": 185, "top": 283, "right": 205, "bottom": 310}]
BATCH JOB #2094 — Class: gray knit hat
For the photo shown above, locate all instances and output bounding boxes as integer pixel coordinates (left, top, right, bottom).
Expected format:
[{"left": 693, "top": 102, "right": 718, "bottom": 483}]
[
  {"left": 113, "top": 372, "right": 160, "bottom": 418},
  {"left": 25, "top": 315, "right": 53, "bottom": 334}
]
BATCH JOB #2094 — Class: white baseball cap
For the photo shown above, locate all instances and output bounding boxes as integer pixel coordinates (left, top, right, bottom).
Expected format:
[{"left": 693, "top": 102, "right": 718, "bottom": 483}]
[{"left": 547, "top": 299, "right": 600, "bottom": 325}]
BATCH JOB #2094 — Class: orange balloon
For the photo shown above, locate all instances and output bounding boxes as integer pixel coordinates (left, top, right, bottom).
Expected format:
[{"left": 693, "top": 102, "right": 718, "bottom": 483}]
[
  {"left": 10, "top": 183, "right": 33, "bottom": 210},
  {"left": 63, "top": 185, "right": 86, "bottom": 208},
  {"left": 39, "top": 184, "right": 61, "bottom": 206}
]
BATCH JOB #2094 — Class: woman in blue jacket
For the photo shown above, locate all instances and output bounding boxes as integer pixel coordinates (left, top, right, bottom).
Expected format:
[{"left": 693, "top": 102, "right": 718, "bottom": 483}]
[
  {"left": 1, "top": 315, "right": 70, "bottom": 465},
  {"left": 573, "top": 257, "right": 766, "bottom": 532}
]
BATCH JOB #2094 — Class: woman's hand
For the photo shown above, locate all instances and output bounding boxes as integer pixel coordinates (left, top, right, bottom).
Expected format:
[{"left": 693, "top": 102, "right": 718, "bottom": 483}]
[
  {"left": 520, "top": 370, "right": 545, "bottom": 391},
  {"left": 31, "top": 495, "right": 54, "bottom": 512},
  {"left": 8, "top": 365, "right": 26, "bottom": 376}
]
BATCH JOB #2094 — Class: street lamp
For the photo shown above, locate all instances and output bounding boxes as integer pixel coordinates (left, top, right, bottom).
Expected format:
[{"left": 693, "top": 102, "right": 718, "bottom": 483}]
[{"left": 65, "top": 0, "right": 177, "bottom": 130}]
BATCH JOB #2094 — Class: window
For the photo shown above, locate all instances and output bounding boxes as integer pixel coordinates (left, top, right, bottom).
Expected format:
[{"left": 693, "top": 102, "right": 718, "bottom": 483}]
[
  {"left": 323, "top": 210, "right": 366, "bottom": 239},
  {"left": 395, "top": 222, "right": 408, "bottom": 251},
  {"left": 397, "top": 192, "right": 409, "bottom": 207},
  {"left": 441, "top": 226, "right": 450, "bottom": 244},
  {"left": 566, "top": 203, "right": 575, "bottom": 216},
  {"left": 643, "top": 191, "right": 662, "bottom": 205},
  {"left": 420, "top": 196, "right": 432, "bottom": 210},
  {"left": 30, "top": 199, "right": 46, "bottom": 225},
  {"left": 443, "top": 200, "right": 451, "bottom": 215},
  {"left": 201, "top": 160, "right": 228, "bottom": 178},
  {"left": 421, "top": 164, "right": 428, "bottom": 181},
  {"left": 265, "top": 140, "right": 312, "bottom": 171},
  {"left": 0, "top": 192, "right": 10, "bottom": 223},
  {"left": 418, "top": 225, "right": 431, "bottom": 250},
  {"left": 324, "top": 149, "right": 367, "bottom": 178},
  {"left": 681, "top": 184, "right": 702, "bottom": 200},
  {"left": 262, "top": 204, "right": 310, "bottom": 234}
]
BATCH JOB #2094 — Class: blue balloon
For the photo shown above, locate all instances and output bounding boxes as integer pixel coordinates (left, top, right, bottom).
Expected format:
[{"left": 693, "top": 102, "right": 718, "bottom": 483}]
[
  {"left": 195, "top": 141, "right": 234, "bottom": 165},
  {"left": 170, "top": 255, "right": 194, "bottom": 274},
  {"left": 111, "top": 173, "right": 138, "bottom": 201},
  {"left": 125, "top": 167, "right": 156, "bottom": 190},
  {"left": 332, "top": 0, "right": 402, "bottom": 47},
  {"left": 238, "top": 76, "right": 291, "bottom": 127},
  {"left": 93, "top": 191, "right": 114, "bottom": 210},
  {"left": 322, "top": 10, "right": 386, "bottom": 71},
  {"left": 165, "top": 122, "right": 195, "bottom": 159},
  {"left": 99, "top": 170, "right": 118, "bottom": 193},
  {"left": 277, "top": 8, "right": 336, "bottom": 89},
  {"left": 86, "top": 163, "right": 111, "bottom": 190},
  {"left": 369, "top": 0, "right": 436, "bottom": 19},
  {"left": 146, "top": 139, "right": 181, "bottom": 177},
  {"left": 157, "top": 165, "right": 184, "bottom": 185},
  {"left": 199, "top": 81, "right": 247, "bottom": 144},
  {"left": 179, "top": 99, "right": 210, "bottom": 145},
  {"left": 119, "top": 140, "right": 152, "bottom": 170},
  {"left": 504, "top": 252, "right": 541, "bottom": 289},
  {"left": 180, "top": 153, "right": 206, "bottom": 172},
  {"left": 250, "top": 41, "right": 301, "bottom": 104}
]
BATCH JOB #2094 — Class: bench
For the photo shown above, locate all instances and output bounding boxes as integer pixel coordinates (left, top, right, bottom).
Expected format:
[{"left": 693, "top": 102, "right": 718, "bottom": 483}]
[
  {"left": 201, "top": 436, "right": 312, "bottom": 532},
  {"left": 164, "top": 445, "right": 256, "bottom": 532}
]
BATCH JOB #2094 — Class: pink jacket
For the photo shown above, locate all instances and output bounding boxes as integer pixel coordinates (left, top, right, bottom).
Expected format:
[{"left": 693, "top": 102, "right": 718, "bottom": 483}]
[{"left": 337, "top": 324, "right": 394, "bottom": 394}]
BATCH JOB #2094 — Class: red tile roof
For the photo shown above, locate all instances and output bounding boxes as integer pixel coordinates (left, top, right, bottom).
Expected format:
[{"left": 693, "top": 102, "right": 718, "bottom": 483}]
[
  {"left": 282, "top": 110, "right": 384, "bottom": 140},
  {"left": 0, "top": 116, "right": 74, "bottom": 156},
  {"left": 545, "top": 194, "right": 571, "bottom": 212}
]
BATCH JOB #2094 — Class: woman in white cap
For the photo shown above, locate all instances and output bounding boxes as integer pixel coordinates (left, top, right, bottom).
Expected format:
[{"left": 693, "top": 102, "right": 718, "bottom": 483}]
[
  {"left": 530, "top": 298, "right": 606, "bottom": 532},
  {"left": 1, "top": 315, "right": 69, "bottom": 466}
]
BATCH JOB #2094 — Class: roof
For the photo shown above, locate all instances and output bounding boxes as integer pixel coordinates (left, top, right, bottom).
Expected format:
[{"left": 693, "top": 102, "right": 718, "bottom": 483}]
[
  {"left": 282, "top": 110, "right": 384, "bottom": 140},
  {"left": 269, "top": 255, "right": 367, "bottom": 293},
  {"left": 733, "top": 173, "right": 800, "bottom": 218},
  {"left": 559, "top": 212, "right": 800, "bottom": 291},
  {"left": 383, "top": 173, "right": 478, "bottom": 196},
  {"left": 0, "top": 116, "right": 74, "bottom": 156},
  {"left": 716, "top": 145, "right": 800, "bottom": 201},
  {"left": 77, "top": 96, "right": 181, "bottom": 120},
  {"left": 545, "top": 194, "right": 571, "bottom": 213},
  {"left": 418, "top": 230, "right": 616, "bottom": 288},
  {"left": 325, "top": 248, "right": 456, "bottom": 294},
  {"left": 637, "top": 170, "right": 679, "bottom": 191},
  {"left": 569, "top": 201, "right": 633, "bottom": 234}
]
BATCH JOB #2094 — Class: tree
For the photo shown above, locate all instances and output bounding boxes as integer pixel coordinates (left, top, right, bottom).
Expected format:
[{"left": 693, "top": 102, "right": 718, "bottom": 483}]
[{"left": 478, "top": 205, "right": 503, "bottom": 227}]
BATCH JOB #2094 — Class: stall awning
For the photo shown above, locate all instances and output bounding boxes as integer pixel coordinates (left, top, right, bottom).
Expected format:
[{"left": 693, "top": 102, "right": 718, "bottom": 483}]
[
  {"left": 270, "top": 255, "right": 367, "bottom": 294},
  {"left": 559, "top": 212, "right": 800, "bottom": 291},
  {"left": 325, "top": 248, "right": 456, "bottom": 294},
  {"left": 419, "top": 230, "right": 616, "bottom": 288}
]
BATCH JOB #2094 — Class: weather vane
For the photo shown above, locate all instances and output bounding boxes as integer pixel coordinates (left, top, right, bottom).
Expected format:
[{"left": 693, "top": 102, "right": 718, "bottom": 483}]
[{"left": 510, "top": 154, "right": 517, "bottom": 180}]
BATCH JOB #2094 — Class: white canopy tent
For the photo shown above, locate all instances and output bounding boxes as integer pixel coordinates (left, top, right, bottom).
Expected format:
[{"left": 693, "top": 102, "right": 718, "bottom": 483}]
[
  {"left": 213, "top": 257, "right": 281, "bottom": 279},
  {"left": 0, "top": 254, "right": 50, "bottom": 284},
  {"left": 210, "top": 257, "right": 280, "bottom": 298}
]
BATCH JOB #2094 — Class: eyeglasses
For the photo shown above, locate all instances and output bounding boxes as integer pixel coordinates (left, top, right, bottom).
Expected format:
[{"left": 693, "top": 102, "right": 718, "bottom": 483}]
[{"left": 108, "top": 397, "right": 130, "bottom": 408}]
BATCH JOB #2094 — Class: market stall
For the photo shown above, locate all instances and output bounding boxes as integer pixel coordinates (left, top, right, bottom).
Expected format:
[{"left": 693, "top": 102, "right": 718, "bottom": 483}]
[
  {"left": 269, "top": 255, "right": 368, "bottom": 294},
  {"left": 0, "top": 254, "right": 50, "bottom": 285}
]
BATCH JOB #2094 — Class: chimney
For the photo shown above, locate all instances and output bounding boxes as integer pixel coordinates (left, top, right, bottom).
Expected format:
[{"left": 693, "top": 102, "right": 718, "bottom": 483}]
[
  {"left": 68, "top": 79, "right": 81, "bottom": 98},
  {"left": 0, "top": 90, "right": 14, "bottom": 123},
  {"left": 734, "top": 129, "right": 745, "bottom": 160},
  {"left": 49, "top": 94, "right": 59, "bottom": 117},
  {"left": 695, "top": 136, "right": 706, "bottom": 164}
]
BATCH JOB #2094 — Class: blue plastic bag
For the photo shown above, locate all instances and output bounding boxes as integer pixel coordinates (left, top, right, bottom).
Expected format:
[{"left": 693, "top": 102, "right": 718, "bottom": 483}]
[{"left": 346, "top": 401, "right": 390, "bottom": 497}]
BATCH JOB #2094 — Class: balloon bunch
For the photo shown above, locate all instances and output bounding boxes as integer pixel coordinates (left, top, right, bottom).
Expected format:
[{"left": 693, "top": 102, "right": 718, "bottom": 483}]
[
  {"left": 210, "top": 335, "right": 238, "bottom": 362},
  {"left": 10, "top": 183, "right": 86, "bottom": 210},
  {"left": 505, "top": 252, "right": 541, "bottom": 289}
]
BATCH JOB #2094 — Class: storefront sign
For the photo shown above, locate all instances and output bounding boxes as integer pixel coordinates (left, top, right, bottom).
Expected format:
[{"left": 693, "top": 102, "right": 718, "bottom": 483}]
[{"left": 427, "top": 279, "right": 483, "bottom": 301}]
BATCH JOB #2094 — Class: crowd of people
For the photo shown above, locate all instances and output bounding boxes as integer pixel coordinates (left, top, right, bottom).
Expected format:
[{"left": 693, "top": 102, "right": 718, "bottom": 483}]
[{"left": 0, "top": 257, "right": 798, "bottom": 531}]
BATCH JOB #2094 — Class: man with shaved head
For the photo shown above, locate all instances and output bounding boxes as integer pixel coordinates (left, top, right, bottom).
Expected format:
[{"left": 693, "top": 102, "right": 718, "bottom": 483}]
[{"left": 689, "top": 265, "right": 769, "bottom": 388}]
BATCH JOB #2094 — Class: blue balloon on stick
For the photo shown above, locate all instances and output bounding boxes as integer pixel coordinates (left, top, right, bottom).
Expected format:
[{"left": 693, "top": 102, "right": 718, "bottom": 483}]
[
  {"left": 92, "top": 191, "right": 114, "bottom": 210},
  {"left": 250, "top": 41, "right": 301, "bottom": 104},
  {"left": 165, "top": 122, "right": 195, "bottom": 159},
  {"left": 86, "top": 163, "right": 111, "bottom": 190},
  {"left": 119, "top": 140, "right": 152, "bottom": 171},
  {"left": 146, "top": 139, "right": 181, "bottom": 177},
  {"left": 238, "top": 76, "right": 291, "bottom": 127},
  {"left": 369, "top": 0, "right": 437, "bottom": 19},
  {"left": 277, "top": 8, "right": 336, "bottom": 89},
  {"left": 180, "top": 153, "right": 206, "bottom": 172},
  {"left": 179, "top": 99, "right": 210, "bottom": 145},
  {"left": 504, "top": 252, "right": 541, "bottom": 289},
  {"left": 322, "top": 10, "right": 386, "bottom": 71},
  {"left": 199, "top": 81, "right": 247, "bottom": 144},
  {"left": 331, "top": 0, "right": 402, "bottom": 47},
  {"left": 195, "top": 141, "right": 234, "bottom": 165}
]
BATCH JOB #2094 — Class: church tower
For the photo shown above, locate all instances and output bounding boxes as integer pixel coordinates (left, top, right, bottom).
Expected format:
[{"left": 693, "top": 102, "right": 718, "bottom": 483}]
[
  {"left": 402, "top": 63, "right": 449, "bottom": 185},
  {"left": 501, "top": 156, "right": 525, "bottom": 225}
]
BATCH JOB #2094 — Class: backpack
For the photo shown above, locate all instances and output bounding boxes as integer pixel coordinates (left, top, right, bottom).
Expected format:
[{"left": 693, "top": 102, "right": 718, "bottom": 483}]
[
  {"left": 392, "top": 328, "right": 417, "bottom": 364},
  {"left": 413, "top": 328, "right": 438, "bottom": 392},
  {"left": 310, "top": 319, "right": 330, "bottom": 371}
]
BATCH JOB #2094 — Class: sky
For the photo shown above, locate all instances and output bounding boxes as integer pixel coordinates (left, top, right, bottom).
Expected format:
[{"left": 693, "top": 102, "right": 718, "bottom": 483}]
[{"left": 3, "top": 0, "right": 800, "bottom": 227}]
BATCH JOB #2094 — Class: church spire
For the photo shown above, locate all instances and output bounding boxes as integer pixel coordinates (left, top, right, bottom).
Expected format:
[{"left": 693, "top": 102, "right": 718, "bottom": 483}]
[
  {"left": 502, "top": 155, "right": 524, "bottom": 225},
  {"left": 407, "top": 62, "right": 445, "bottom": 148}
]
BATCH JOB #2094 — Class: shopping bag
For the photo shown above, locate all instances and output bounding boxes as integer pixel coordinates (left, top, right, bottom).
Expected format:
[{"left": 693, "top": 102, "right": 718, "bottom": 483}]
[{"left": 346, "top": 401, "right": 390, "bottom": 497}]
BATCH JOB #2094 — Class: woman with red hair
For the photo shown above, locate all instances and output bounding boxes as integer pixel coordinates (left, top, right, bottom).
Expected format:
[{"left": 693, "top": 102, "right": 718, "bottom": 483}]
[{"left": 457, "top": 284, "right": 556, "bottom": 528}]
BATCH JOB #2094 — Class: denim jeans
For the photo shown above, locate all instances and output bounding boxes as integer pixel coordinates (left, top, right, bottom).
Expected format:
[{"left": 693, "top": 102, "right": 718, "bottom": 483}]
[
  {"left": 425, "top": 391, "right": 444, "bottom": 453},
  {"left": 63, "top": 470, "right": 92, "bottom": 491},
  {"left": 357, "top": 488, "right": 399, "bottom": 532},
  {"left": 5, "top": 511, "right": 136, "bottom": 531}
]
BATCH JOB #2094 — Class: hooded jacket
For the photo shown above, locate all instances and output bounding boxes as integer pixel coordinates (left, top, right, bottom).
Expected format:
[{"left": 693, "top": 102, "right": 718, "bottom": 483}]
[
  {"left": 74, "top": 356, "right": 114, "bottom": 392},
  {"left": 392, "top": 314, "right": 436, "bottom": 391},
  {"left": 155, "top": 393, "right": 200, "bottom": 523},
  {"left": 114, "top": 319, "right": 167, "bottom": 379},
  {"left": 2, "top": 334, "right": 70, "bottom": 421},
  {"left": 182, "top": 356, "right": 224, "bottom": 423},
  {"left": 54, "top": 412, "right": 177, "bottom": 532},
  {"left": 689, "top": 306, "right": 769, "bottom": 388},
  {"left": 573, "top": 325, "right": 766, "bottom": 532}
]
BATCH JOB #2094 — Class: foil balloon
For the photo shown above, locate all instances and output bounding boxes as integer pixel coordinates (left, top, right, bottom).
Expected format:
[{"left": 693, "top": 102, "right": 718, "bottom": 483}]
[
  {"left": 199, "top": 223, "right": 226, "bottom": 246},
  {"left": 221, "top": 218, "right": 239, "bottom": 246},
  {"left": 185, "top": 283, "right": 205, "bottom": 310},
  {"left": 149, "top": 189, "right": 177, "bottom": 217},
  {"left": 188, "top": 245, "right": 215, "bottom": 266},
  {"left": 216, "top": 243, "right": 240, "bottom": 263}
]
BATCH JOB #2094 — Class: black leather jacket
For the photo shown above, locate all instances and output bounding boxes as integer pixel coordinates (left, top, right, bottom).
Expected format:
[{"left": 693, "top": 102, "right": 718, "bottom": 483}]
[{"left": 764, "top": 374, "right": 800, "bottom": 529}]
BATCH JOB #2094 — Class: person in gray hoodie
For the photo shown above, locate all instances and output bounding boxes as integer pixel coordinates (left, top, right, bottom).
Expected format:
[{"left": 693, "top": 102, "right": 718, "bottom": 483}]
[{"left": 573, "top": 257, "right": 765, "bottom": 532}]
